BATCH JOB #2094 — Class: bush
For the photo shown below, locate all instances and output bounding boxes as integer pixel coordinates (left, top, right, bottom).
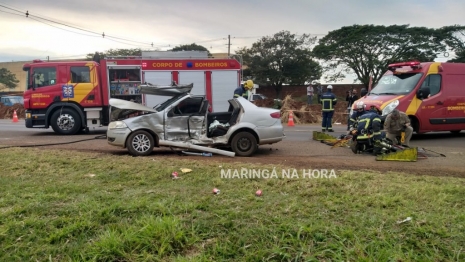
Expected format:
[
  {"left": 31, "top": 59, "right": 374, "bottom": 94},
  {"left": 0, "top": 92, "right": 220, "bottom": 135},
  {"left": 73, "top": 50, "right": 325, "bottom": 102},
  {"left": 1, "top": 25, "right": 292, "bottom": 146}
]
[{"left": 273, "top": 99, "right": 282, "bottom": 109}]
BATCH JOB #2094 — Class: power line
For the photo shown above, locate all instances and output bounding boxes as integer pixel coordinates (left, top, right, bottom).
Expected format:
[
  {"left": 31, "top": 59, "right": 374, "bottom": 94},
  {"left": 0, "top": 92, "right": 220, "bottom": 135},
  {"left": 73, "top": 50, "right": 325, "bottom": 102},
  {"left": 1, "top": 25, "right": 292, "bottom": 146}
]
[
  {"left": 0, "top": 2, "right": 87, "bottom": 29},
  {"left": 0, "top": 3, "right": 266, "bottom": 52},
  {"left": 1, "top": 7, "right": 151, "bottom": 48},
  {"left": 0, "top": 8, "right": 22, "bottom": 17},
  {"left": 2, "top": 4, "right": 326, "bottom": 55},
  {"left": 233, "top": 36, "right": 262, "bottom": 39},
  {"left": 0, "top": 3, "right": 155, "bottom": 47},
  {"left": 27, "top": 16, "right": 101, "bottom": 38},
  {"left": 0, "top": 3, "right": 233, "bottom": 50}
]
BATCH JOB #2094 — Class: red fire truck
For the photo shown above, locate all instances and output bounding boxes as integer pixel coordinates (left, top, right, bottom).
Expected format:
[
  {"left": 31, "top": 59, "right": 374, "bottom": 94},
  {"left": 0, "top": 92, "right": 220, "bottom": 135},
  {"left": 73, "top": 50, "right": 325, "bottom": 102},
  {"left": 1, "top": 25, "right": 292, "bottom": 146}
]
[{"left": 22, "top": 57, "right": 242, "bottom": 135}]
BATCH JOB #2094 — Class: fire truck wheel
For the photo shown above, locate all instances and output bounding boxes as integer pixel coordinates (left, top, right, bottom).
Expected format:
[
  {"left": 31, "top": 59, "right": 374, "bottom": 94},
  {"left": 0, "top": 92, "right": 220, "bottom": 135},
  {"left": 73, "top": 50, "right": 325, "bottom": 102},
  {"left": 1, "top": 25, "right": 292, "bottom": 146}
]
[
  {"left": 126, "top": 130, "right": 154, "bottom": 156},
  {"left": 231, "top": 131, "right": 258, "bottom": 157},
  {"left": 50, "top": 108, "right": 82, "bottom": 135}
]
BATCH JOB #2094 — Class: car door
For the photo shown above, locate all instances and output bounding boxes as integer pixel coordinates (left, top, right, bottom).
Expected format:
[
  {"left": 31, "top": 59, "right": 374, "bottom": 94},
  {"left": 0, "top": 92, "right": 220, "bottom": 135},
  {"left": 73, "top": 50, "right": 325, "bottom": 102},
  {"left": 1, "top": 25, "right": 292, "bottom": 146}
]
[
  {"left": 164, "top": 96, "right": 208, "bottom": 141},
  {"left": 417, "top": 74, "right": 448, "bottom": 131}
]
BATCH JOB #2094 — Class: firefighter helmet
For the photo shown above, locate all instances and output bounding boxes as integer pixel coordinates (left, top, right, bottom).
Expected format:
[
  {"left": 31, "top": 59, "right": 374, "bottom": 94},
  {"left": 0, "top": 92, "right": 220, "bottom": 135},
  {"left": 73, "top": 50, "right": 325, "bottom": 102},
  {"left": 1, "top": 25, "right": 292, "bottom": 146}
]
[
  {"left": 355, "top": 101, "right": 365, "bottom": 110},
  {"left": 243, "top": 80, "right": 254, "bottom": 90}
]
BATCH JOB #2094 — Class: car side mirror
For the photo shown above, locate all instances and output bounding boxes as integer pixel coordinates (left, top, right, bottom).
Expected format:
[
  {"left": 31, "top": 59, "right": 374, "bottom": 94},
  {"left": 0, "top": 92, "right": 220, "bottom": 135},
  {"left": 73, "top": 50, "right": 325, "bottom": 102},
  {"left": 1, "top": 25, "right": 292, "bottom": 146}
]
[{"left": 416, "top": 86, "right": 430, "bottom": 99}]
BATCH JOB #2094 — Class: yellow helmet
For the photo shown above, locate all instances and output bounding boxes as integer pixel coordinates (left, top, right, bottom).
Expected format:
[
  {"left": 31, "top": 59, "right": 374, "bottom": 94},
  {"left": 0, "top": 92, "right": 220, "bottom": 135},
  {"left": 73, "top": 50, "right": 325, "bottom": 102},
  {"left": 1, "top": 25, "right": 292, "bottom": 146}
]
[{"left": 244, "top": 80, "right": 254, "bottom": 90}]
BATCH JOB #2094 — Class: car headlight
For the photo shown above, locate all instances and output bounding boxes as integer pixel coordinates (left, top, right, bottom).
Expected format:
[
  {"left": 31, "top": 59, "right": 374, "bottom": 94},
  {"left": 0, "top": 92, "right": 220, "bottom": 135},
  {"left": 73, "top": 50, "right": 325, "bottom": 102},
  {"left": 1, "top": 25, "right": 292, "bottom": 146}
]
[
  {"left": 108, "top": 121, "right": 127, "bottom": 129},
  {"left": 382, "top": 100, "right": 399, "bottom": 116}
]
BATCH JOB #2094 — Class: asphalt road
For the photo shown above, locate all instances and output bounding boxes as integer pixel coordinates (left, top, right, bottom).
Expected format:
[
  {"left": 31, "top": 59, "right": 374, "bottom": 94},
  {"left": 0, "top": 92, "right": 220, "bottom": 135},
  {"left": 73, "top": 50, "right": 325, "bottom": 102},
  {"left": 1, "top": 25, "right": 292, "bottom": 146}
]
[
  {"left": 284, "top": 123, "right": 465, "bottom": 149},
  {"left": 1, "top": 119, "right": 465, "bottom": 150},
  {"left": 1, "top": 119, "right": 465, "bottom": 177},
  {"left": 2, "top": 119, "right": 464, "bottom": 146}
]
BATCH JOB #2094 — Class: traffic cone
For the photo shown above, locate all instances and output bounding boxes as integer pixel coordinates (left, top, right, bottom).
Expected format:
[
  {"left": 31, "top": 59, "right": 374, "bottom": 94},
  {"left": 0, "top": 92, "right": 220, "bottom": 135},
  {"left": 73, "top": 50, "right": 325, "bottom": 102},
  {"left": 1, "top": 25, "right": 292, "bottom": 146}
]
[
  {"left": 12, "top": 110, "right": 19, "bottom": 123},
  {"left": 287, "top": 111, "right": 295, "bottom": 126}
]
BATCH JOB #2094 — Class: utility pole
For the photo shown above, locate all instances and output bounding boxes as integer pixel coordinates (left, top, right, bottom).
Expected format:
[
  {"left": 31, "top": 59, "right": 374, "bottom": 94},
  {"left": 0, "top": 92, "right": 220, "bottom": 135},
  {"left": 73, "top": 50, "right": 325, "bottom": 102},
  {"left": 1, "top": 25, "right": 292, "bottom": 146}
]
[
  {"left": 47, "top": 56, "right": 49, "bottom": 61},
  {"left": 227, "top": 35, "right": 231, "bottom": 56}
]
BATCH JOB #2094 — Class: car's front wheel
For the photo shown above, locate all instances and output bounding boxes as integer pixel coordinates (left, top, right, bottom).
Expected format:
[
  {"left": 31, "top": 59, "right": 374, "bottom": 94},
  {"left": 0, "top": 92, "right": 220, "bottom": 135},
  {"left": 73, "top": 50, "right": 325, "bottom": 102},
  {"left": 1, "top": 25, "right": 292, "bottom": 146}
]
[
  {"left": 126, "top": 130, "right": 154, "bottom": 156},
  {"left": 231, "top": 131, "right": 258, "bottom": 157}
]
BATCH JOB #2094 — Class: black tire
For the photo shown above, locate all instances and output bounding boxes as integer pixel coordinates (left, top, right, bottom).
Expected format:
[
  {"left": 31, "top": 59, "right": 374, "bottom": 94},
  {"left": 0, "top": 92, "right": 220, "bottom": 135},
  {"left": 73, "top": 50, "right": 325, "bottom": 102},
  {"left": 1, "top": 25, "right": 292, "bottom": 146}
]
[
  {"left": 350, "top": 141, "right": 358, "bottom": 154},
  {"left": 126, "top": 130, "right": 154, "bottom": 156},
  {"left": 231, "top": 131, "right": 258, "bottom": 157},
  {"left": 50, "top": 108, "right": 82, "bottom": 135}
]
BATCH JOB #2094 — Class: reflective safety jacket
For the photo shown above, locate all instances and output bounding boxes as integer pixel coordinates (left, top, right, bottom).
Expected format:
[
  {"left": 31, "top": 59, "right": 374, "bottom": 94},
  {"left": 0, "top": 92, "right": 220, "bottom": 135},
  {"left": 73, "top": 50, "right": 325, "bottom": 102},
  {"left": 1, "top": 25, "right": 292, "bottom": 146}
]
[
  {"left": 321, "top": 91, "right": 337, "bottom": 112},
  {"left": 356, "top": 111, "right": 382, "bottom": 140},
  {"left": 349, "top": 110, "right": 369, "bottom": 128},
  {"left": 233, "top": 86, "right": 248, "bottom": 98}
]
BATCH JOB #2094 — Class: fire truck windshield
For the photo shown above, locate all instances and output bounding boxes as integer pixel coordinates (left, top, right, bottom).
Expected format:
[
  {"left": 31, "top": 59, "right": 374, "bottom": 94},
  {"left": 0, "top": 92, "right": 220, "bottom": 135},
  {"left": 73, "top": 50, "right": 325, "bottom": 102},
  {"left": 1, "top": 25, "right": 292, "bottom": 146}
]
[{"left": 370, "top": 73, "right": 423, "bottom": 95}]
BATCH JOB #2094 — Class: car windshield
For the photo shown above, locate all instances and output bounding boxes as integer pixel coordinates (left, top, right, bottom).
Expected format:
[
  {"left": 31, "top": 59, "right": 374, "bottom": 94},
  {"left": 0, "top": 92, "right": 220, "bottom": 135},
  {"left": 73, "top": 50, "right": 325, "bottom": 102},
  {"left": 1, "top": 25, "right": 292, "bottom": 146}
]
[
  {"left": 370, "top": 73, "right": 423, "bottom": 95},
  {"left": 154, "top": 93, "right": 185, "bottom": 111}
]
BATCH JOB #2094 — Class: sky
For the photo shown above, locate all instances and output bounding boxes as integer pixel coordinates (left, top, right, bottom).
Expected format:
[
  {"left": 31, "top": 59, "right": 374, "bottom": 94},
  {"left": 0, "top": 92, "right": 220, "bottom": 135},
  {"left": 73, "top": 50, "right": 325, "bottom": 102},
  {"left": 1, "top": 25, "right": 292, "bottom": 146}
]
[{"left": 0, "top": 0, "right": 464, "bottom": 83}]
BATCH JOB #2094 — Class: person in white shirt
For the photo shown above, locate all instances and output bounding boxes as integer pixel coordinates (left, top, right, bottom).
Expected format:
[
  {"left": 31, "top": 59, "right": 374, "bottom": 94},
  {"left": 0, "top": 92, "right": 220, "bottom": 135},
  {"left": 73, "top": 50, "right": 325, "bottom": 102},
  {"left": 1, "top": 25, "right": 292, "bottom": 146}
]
[{"left": 307, "top": 84, "right": 314, "bottom": 104}]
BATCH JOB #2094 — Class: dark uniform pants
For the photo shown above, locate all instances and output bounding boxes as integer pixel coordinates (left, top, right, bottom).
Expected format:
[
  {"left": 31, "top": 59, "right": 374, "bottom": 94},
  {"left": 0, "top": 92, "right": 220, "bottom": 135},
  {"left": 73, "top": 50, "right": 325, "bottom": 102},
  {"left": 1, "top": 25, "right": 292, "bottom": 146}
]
[{"left": 322, "top": 111, "right": 334, "bottom": 130}]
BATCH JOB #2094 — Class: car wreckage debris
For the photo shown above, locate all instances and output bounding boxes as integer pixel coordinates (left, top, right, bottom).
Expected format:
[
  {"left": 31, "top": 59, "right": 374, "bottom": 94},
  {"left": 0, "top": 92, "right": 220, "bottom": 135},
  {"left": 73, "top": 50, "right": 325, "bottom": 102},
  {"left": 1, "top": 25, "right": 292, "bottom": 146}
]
[{"left": 158, "top": 141, "right": 235, "bottom": 157}]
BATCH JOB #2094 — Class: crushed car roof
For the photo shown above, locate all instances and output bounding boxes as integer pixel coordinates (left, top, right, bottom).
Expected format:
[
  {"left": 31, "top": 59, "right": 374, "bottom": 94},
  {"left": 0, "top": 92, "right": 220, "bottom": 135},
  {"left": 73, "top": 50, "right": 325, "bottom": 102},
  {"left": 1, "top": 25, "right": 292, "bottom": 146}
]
[
  {"left": 109, "top": 98, "right": 157, "bottom": 112},
  {"left": 139, "top": 83, "right": 193, "bottom": 96}
]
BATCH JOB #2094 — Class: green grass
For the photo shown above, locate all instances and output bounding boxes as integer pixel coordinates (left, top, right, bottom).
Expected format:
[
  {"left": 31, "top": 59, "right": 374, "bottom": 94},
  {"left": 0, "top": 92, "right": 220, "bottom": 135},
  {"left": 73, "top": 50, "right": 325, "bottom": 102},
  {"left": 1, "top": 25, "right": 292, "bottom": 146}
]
[{"left": 0, "top": 148, "right": 464, "bottom": 261}]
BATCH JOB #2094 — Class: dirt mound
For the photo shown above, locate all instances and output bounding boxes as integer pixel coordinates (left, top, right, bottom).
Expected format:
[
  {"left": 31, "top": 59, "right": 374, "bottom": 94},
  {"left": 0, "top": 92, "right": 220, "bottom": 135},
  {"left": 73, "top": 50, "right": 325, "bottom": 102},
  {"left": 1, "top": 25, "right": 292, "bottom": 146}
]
[
  {"left": 0, "top": 103, "right": 26, "bottom": 119},
  {"left": 257, "top": 95, "right": 349, "bottom": 124}
]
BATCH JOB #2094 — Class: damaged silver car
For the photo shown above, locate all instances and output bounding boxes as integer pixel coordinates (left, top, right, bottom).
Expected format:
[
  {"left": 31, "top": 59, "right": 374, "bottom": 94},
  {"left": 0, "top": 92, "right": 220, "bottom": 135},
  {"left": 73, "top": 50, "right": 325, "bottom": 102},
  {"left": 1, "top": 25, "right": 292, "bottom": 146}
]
[{"left": 106, "top": 83, "right": 285, "bottom": 157}]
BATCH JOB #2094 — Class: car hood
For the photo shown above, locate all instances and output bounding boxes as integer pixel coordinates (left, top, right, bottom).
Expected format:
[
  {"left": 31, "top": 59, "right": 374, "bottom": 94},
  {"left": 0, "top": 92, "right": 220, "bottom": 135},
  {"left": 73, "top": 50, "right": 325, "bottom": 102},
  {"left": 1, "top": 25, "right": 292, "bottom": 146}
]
[
  {"left": 139, "top": 83, "right": 193, "bottom": 96},
  {"left": 109, "top": 98, "right": 157, "bottom": 112}
]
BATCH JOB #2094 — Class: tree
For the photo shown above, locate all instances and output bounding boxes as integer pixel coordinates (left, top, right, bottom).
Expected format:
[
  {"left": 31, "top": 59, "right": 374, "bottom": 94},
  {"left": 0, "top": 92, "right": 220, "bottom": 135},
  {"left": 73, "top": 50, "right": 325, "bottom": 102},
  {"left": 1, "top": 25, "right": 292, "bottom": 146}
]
[
  {"left": 0, "top": 68, "right": 19, "bottom": 90},
  {"left": 446, "top": 29, "right": 465, "bottom": 62},
  {"left": 448, "top": 50, "right": 465, "bottom": 62},
  {"left": 85, "top": 48, "right": 142, "bottom": 60},
  {"left": 312, "top": 24, "right": 465, "bottom": 88},
  {"left": 236, "top": 30, "right": 322, "bottom": 98},
  {"left": 169, "top": 43, "right": 211, "bottom": 56}
]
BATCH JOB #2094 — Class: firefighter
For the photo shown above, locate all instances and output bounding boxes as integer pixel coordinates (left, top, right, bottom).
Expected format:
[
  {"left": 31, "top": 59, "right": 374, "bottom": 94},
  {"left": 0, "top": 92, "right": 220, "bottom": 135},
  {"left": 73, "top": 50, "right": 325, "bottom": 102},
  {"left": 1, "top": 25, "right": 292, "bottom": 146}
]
[
  {"left": 321, "top": 85, "right": 337, "bottom": 132},
  {"left": 346, "top": 88, "right": 359, "bottom": 131},
  {"left": 384, "top": 109, "right": 413, "bottom": 147},
  {"left": 234, "top": 80, "right": 254, "bottom": 99},
  {"left": 348, "top": 101, "right": 368, "bottom": 133},
  {"left": 355, "top": 105, "right": 383, "bottom": 154}
]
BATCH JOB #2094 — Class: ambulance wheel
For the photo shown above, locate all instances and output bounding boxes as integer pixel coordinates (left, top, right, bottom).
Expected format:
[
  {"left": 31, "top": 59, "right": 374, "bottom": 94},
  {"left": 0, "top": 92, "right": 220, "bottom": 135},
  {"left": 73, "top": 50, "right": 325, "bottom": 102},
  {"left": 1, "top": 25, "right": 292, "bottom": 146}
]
[
  {"left": 450, "top": 130, "right": 461, "bottom": 134},
  {"left": 126, "top": 130, "right": 154, "bottom": 156},
  {"left": 50, "top": 108, "right": 82, "bottom": 135},
  {"left": 231, "top": 131, "right": 257, "bottom": 157}
]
